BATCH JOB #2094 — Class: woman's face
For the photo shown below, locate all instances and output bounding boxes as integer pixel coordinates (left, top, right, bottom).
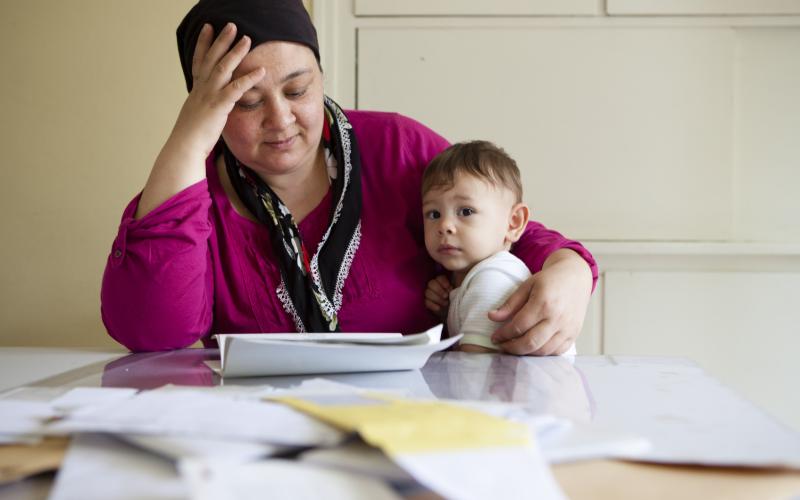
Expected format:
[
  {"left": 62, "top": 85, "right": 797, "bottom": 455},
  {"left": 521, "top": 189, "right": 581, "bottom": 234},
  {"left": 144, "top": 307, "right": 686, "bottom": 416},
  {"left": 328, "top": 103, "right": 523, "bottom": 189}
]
[{"left": 222, "top": 41, "right": 324, "bottom": 180}]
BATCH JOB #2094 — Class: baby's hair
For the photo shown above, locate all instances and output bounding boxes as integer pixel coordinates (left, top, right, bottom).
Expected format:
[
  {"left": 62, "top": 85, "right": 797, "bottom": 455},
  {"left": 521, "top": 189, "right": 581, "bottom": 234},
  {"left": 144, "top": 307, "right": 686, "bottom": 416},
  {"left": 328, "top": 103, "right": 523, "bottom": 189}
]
[{"left": 422, "top": 140, "right": 523, "bottom": 203}]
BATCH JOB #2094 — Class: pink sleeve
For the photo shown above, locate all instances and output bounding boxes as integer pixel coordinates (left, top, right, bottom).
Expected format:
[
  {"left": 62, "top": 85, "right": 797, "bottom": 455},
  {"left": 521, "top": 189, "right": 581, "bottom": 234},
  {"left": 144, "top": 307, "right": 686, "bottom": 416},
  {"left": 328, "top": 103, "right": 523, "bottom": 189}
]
[
  {"left": 511, "top": 221, "right": 599, "bottom": 291},
  {"left": 100, "top": 181, "right": 214, "bottom": 352}
]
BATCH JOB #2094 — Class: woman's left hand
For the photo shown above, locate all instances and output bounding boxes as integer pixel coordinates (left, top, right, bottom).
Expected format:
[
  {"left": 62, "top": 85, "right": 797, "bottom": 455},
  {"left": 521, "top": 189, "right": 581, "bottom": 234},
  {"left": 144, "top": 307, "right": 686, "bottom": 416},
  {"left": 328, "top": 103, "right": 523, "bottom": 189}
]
[{"left": 488, "top": 249, "right": 593, "bottom": 355}]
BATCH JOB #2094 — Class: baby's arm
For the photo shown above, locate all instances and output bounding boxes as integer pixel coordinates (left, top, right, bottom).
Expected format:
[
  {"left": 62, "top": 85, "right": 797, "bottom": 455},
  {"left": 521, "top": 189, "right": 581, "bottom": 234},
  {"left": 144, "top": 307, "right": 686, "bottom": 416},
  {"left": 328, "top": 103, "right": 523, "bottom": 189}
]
[{"left": 457, "top": 269, "right": 521, "bottom": 352}]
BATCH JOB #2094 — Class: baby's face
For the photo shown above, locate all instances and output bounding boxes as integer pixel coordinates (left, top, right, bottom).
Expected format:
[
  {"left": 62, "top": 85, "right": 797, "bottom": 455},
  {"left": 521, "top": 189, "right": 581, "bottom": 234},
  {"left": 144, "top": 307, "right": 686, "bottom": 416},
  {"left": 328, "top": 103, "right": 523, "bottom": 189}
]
[{"left": 422, "top": 173, "right": 517, "bottom": 282}]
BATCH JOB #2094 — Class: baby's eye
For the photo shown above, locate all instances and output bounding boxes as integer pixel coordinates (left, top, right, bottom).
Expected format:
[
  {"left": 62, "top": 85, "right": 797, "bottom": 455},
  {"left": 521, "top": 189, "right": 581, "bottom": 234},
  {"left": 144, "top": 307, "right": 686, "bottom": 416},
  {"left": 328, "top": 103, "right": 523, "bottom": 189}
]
[
  {"left": 458, "top": 207, "right": 475, "bottom": 217},
  {"left": 425, "top": 210, "right": 441, "bottom": 220}
]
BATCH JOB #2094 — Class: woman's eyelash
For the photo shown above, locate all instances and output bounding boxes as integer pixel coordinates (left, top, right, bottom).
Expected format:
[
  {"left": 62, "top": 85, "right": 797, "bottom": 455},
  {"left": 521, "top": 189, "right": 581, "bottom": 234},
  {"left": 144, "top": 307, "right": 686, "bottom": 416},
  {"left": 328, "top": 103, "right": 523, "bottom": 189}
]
[{"left": 236, "top": 100, "right": 261, "bottom": 110}]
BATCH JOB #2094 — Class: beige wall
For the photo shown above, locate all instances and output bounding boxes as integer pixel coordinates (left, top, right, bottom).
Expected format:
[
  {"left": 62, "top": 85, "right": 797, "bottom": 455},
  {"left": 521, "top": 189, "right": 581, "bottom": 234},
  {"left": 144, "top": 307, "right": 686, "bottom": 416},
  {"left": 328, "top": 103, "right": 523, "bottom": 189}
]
[{"left": 1, "top": 1, "right": 196, "bottom": 347}]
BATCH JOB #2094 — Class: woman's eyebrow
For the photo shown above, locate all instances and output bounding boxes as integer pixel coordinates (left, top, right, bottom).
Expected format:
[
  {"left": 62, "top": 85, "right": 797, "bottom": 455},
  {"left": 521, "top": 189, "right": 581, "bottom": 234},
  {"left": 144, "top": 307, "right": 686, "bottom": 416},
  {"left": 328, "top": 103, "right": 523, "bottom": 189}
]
[{"left": 281, "top": 68, "right": 312, "bottom": 83}]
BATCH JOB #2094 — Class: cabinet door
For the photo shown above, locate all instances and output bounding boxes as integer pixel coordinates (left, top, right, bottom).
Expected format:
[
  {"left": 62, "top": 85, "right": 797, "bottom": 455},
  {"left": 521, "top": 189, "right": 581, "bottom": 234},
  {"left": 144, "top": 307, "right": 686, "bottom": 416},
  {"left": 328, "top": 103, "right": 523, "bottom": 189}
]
[
  {"left": 358, "top": 27, "right": 733, "bottom": 241},
  {"left": 354, "top": 0, "right": 599, "bottom": 16},
  {"left": 607, "top": 0, "right": 800, "bottom": 15},
  {"left": 604, "top": 270, "right": 800, "bottom": 430}
]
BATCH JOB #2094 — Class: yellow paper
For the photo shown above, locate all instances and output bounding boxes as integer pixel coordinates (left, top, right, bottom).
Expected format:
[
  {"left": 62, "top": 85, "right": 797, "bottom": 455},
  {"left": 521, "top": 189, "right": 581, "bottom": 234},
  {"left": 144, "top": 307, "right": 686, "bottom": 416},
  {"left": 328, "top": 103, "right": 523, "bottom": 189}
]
[{"left": 274, "top": 394, "right": 530, "bottom": 455}]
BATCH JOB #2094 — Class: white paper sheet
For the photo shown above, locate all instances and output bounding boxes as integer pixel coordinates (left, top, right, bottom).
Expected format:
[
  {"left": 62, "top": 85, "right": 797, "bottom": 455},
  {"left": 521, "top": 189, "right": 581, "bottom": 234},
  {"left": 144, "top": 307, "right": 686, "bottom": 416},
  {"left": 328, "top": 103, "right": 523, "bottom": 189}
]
[
  {"left": 120, "top": 434, "right": 285, "bottom": 463},
  {"left": 0, "top": 400, "right": 56, "bottom": 438},
  {"left": 392, "top": 446, "right": 566, "bottom": 500},
  {"left": 49, "top": 387, "right": 138, "bottom": 411},
  {"left": 446, "top": 399, "right": 651, "bottom": 464},
  {"left": 216, "top": 324, "right": 441, "bottom": 354},
  {"left": 300, "top": 441, "right": 415, "bottom": 483},
  {"left": 211, "top": 326, "right": 460, "bottom": 377},
  {"left": 580, "top": 356, "right": 800, "bottom": 468},
  {"left": 49, "top": 433, "right": 187, "bottom": 500},
  {"left": 180, "top": 459, "right": 403, "bottom": 500},
  {"left": 51, "top": 388, "right": 343, "bottom": 447}
]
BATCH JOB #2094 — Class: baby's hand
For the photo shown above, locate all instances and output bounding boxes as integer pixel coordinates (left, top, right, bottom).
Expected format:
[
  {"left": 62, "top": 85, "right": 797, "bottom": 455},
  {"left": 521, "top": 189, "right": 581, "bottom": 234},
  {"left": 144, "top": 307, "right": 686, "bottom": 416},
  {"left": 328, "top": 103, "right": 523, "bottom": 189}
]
[{"left": 424, "top": 275, "right": 452, "bottom": 319}]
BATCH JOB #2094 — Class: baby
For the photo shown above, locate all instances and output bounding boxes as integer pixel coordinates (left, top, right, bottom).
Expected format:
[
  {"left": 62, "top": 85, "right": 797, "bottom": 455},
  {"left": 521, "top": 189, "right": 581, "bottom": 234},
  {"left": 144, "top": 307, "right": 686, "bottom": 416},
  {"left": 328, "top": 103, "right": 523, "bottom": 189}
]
[{"left": 422, "top": 140, "right": 533, "bottom": 353}]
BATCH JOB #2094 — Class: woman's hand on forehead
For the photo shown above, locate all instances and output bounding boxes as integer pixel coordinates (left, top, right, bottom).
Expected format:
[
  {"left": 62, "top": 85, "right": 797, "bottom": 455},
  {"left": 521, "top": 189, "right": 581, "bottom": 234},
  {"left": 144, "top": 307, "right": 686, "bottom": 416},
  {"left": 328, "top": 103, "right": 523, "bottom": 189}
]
[
  {"left": 135, "top": 22, "right": 266, "bottom": 219},
  {"left": 176, "top": 22, "right": 266, "bottom": 158}
]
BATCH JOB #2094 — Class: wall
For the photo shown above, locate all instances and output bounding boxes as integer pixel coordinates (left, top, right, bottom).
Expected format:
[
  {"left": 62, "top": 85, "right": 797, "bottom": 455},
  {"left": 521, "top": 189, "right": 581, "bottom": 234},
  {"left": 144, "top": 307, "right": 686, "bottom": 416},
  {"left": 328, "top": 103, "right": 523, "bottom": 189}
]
[{"left": 0, "top": 1, "right": 196, "bottom": 347}]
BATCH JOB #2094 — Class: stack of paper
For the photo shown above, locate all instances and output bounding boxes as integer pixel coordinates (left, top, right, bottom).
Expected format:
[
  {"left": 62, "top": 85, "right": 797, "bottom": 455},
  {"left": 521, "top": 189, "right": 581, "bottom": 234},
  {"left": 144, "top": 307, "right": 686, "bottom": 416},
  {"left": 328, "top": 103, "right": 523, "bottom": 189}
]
[
  {"left": 210, "top": 324, "right": 461, "bottom": 377},
  {"left": 37, "top": 382, "right": 575, "bottom": 499},
  {"left": 51, "top": 387, "right": 343, "bottom": 448},
  {"left": 275, "top": 392, "right": 567, "bottom": 499}
]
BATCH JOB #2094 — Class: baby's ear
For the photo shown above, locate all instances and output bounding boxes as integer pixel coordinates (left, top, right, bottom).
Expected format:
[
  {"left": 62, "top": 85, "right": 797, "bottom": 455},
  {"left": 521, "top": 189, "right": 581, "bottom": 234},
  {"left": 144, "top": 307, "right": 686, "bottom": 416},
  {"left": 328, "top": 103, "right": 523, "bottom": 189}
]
[{"left": 506, "top": 203, "right": 530, "bottom": 244}]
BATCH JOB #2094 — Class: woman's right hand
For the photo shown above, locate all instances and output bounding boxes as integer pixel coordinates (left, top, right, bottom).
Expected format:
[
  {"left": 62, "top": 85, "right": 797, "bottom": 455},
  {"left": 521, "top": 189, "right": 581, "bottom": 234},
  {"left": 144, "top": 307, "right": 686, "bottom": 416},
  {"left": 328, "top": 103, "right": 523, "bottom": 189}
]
[
  {"left": 171, "top": 22, "right": 265, "bottom": 160},
  {"left": 136, "top": 23, "right": 265, "bottom": 219}
]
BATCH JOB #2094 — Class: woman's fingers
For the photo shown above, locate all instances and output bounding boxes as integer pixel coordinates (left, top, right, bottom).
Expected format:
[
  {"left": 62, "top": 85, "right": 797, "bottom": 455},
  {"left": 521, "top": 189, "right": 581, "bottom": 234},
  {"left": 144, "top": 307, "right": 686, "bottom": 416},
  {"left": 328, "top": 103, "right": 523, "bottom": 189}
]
[
  {"left": 488, "top": 277, "right": 533, "bottom": 326},
  {"left": 191, "top": 23, "right": 212, "bottom": 80},
  {"left": 497, "top": 319, "right": 557, "bottom": 355},
  {"left": 221, "top": 66, "right": 265, "bottom": 102},
  {"left": 210, "top": 35, "right": 252, "bottom": 86},
  {"left": 196, "top": 22, "right": 238, "bottom": 84},
  {"left": 531, "top": 330, "right": 570, "bottom": 356}
]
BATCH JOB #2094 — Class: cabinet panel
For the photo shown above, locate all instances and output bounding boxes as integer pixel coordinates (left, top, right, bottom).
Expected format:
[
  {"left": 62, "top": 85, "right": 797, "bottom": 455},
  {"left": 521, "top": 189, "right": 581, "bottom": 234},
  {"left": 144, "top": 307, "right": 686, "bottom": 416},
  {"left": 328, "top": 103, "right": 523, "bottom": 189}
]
[
  {"left": 734, "top": 29, "right": 800, "bottom": 242},
  {"left": 354, "top": 0, "right": 600, "bottom": 17},
  {"left": 608, "top": 0, "right": 800, "bottom": 15},
  {"left": 604, "top": 271, "right": 800, "bottom": 430},
  {"left": 358, "top": 27, "right": 733, "bottom": 240}
]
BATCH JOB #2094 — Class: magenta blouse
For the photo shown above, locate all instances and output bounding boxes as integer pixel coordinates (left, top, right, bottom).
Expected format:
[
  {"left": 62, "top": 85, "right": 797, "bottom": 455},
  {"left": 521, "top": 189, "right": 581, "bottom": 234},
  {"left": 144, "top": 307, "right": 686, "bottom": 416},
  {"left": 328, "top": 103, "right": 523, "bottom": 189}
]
[{"left": 101, "top": 110, "right": 598, "bottom": 352}]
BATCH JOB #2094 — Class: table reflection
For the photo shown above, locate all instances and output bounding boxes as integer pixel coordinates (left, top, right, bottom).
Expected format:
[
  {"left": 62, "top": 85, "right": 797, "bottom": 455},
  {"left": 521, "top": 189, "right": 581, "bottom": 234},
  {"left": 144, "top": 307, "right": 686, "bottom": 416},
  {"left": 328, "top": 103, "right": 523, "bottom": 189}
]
[
  {"left": 100, "top": 349, "right": 593, "bottom": 422},
  {"left": 101, "top": 350, "right": 219, "bottom": 388},
  {"left": 422, "top": 352, "right": 593, "bottom": 422}
]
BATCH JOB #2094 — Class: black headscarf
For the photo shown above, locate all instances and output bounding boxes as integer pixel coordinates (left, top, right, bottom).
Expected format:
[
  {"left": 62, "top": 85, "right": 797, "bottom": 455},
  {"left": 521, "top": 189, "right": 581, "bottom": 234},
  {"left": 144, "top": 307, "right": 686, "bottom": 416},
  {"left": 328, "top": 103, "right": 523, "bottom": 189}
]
[
  {"left": 174, "top": 0, "right": 362, "bottom": 333},
  {"left": 176, "top": 0, "right": 320, "bottom": 92}
]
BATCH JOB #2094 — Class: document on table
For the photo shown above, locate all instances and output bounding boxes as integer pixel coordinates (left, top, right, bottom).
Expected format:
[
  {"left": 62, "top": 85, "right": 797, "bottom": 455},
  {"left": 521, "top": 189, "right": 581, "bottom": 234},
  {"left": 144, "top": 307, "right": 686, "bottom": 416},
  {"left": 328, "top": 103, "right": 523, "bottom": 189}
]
[
  {"left": 275, "top": 392, "right": 567, "bottom": 500},
  {"left": 51, "top": 387, "right": 344, "bottom": 448},
  {"left": 0, "top": 400, "right": 58, "bottom": 443},
  {"left": 210, "top": 324, "right": 462, "bottom": 377},
  {"left": 181, "top": 459, "right": 403, "bottom": 500},
  {"left": 49, "top": 433, "right": 188, "bottom": 500}
]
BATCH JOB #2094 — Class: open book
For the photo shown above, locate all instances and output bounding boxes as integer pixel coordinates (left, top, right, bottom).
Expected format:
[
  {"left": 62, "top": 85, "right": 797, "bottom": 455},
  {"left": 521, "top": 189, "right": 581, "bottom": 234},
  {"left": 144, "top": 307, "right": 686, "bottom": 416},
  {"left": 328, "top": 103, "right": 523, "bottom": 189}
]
[{"left": 209, "top": 325, "right": 461, "bottom": 378}]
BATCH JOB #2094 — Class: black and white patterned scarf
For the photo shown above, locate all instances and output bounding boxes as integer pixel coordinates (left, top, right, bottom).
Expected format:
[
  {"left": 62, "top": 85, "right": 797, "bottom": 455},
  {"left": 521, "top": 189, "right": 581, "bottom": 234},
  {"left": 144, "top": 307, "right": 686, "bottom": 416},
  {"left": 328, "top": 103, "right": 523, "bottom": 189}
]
[{"left": 224, "top": 96, "right": 361, "bottom": 332}]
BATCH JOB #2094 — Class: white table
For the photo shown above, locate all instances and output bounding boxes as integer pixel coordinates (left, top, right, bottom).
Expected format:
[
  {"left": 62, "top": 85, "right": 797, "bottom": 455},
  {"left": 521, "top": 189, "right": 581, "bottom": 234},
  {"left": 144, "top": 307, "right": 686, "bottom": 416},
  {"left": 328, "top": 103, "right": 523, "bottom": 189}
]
[{"left": 1, "top": 348, "right": 799, "bottom": 499}]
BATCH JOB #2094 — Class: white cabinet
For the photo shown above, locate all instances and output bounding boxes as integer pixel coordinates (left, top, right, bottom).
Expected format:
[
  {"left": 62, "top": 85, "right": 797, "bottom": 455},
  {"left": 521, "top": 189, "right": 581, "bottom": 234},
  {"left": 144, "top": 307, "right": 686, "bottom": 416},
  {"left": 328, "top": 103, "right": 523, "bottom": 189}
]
[
  {"left": 607, "top": 0, "right": 800, "bottom": 16},
  {"left": 354, "top": 0, "right": 599, "bottom": 16},
  {"left": 357, "top": 26, "right": 735, "bottom": 241}
]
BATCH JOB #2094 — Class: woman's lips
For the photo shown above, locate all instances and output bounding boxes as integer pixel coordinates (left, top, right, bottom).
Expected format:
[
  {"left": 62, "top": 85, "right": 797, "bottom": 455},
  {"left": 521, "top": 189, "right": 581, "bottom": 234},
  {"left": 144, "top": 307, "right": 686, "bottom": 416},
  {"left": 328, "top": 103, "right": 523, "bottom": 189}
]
[{"left": 264, "top": 135, "right": 297, "bottom": 150}]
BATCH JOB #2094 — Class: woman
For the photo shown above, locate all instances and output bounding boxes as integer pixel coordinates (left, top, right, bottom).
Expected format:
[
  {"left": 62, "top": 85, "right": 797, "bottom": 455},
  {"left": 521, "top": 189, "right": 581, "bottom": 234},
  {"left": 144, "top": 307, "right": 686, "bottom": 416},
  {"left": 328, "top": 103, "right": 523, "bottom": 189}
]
[{"left": 101, "top": 0, "right": 597, "bottom": 355}]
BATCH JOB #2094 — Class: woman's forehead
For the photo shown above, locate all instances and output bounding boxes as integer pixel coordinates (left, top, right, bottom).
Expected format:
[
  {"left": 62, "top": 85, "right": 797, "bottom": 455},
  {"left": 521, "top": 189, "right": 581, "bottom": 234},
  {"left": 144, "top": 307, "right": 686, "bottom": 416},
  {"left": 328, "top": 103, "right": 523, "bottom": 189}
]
[{"left": 234, "top": 41, "right": 318, "bottom": 79}]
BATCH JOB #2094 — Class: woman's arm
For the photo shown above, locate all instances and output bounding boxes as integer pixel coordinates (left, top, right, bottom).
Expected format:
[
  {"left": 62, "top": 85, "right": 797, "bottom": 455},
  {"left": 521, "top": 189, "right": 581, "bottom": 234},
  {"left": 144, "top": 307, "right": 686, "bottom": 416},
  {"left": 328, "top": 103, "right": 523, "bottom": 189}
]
[
  {"left": 495, "top": 223, "right": 597, "bottom": 355},
  {"left": 101, "top": 182, "right": 214, "bottom": 352},
  {"left": 101, "top": 24, "right": 266, "bottom": 351},
  {"left": 136, "top": 23, "right": 264, "bottom": 218}
]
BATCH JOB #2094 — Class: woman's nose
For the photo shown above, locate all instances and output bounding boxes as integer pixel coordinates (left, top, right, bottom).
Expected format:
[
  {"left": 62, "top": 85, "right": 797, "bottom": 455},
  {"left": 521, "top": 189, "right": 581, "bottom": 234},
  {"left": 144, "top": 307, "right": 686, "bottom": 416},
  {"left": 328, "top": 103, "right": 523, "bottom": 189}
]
[{"left": 262, "top": 97, "right": 295, "bottom": 130}]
